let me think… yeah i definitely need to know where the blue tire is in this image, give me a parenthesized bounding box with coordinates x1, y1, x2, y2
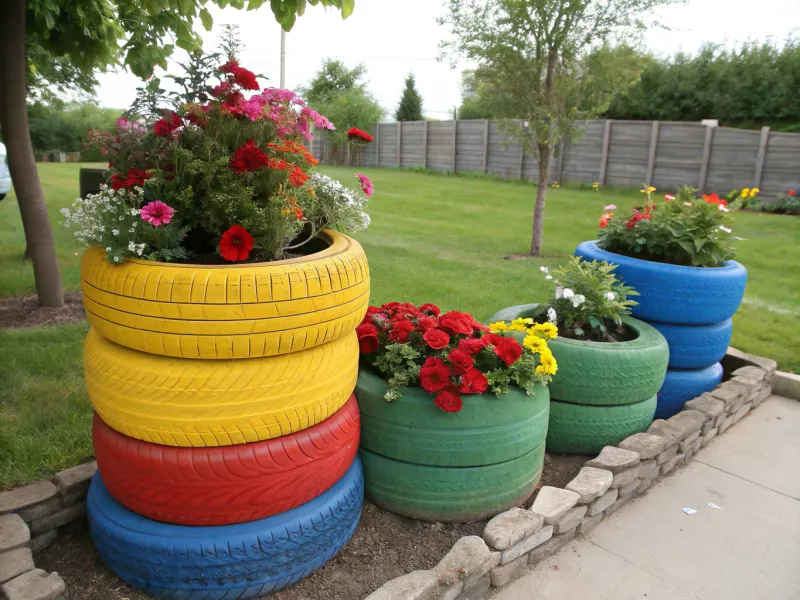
(575, 241, 747, 325)
(87, 459, 363, 600)
(655, 363, 723, 419)
(649, 319, 733, 369)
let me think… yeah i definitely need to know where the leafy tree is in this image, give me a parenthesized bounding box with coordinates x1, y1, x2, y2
(458, 69, 516, 120)
(0, 0, 353, 307)
(439, 0, 669, 257)
(27, 100, 121, 154)
(395, 74, 424, 121)
(300, 59, 384, 147)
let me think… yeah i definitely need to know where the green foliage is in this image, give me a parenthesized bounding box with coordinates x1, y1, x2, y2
(395, 74, 424, 122)
(26, 42, 99, 101)
(736, 190, 800, 215)
(536, 257, 639, 341)
(598, 185, 737, 267)
(606, 39, 800, 126)
(27, 100, 120, 154)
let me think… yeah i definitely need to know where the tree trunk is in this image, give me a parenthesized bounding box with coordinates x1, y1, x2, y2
(529, 144, 553, 256)
(0, 0, 64, 306)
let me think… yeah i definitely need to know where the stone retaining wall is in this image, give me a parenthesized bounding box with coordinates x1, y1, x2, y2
(364, 350, 778, 600)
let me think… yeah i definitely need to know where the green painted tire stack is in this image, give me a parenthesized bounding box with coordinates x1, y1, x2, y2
(487, 305, 668, 455)
(356, 369, 550, 521)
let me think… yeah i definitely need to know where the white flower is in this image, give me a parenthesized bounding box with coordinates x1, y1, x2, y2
(719, 205, 729, 212)
(545, 275, 553, 280)
(112, 228, 120, 236)
(130, 208, 140, 216)
(547, 307, 557, 323)
(571, 294, 586, 307)
(683, 202, 692, 206)
(606, 291, 616, 301)
(555, 287, 564, 299)
(105, 247, 112, 252)
(540, 266, 549, 273)
(113, 256, 121, 263)
(562, 288, 575, 299)
(719, 225, 732, 234)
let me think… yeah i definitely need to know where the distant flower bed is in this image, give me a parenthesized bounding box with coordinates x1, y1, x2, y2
(732, 187, 800, 215)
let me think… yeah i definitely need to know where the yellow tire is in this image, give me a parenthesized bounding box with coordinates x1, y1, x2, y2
(80, 230, 369, 359)
(84, 328, 358, 447)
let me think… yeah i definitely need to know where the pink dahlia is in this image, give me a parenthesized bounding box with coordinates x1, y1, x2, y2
(140, 201, 175, 227)
(356, 173, 374, 197)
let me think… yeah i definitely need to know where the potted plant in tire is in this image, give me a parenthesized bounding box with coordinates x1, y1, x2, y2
(488, 258, 669, 454)
(577, 186, 746, 417)
(61, 51, 373, 600)
(355, 301, 556, 522)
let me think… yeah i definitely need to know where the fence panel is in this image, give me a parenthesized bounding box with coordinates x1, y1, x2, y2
(605, 121, 651, 187)
(427, 122, 456, 172)
(562, 121, 604, 184)
(760, 132, 800, 197)
(400, 122, 426, 169)
(487, 121, 523, 179)
(651, 123, 706, 191)
(456, 120, 487, 172)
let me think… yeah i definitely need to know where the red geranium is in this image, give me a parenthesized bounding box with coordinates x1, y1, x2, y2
(233, 67, 259, 90)
(626, 211, 651, 229)
(493, 337, 523, 366)
(110, 173, 127, 190)
(211, 81, 231, 98)
(434, 388, 463, 412)
(356, 323, 380, 354)
(423, 328, 450, 350)
(347, 127, 374, 143)
(288, 166, 310, 187)
(420, 303, 441, 316)
(416, 316, 438, 332)
(789, 190, 797, 196)
(419, 357, 452, 393)
(230, 139, 269, 174)
(702, 193, 727, 207)
(458, 337, 487, 355)
(219, 224, 254, 262)
(125, 167, 151, 188)
(447, 348, 474, 374)
(219, 58, 240, 73)
(389, 319, 415, 343)
(438, 311, 474, 335)
(153, 112, 181, 137)
(458, 368, 489, 394)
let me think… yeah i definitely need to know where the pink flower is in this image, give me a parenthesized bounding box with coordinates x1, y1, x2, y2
(356, 173, 374, 197)
(603, 204, 616, 210)
(664, 194, 675, 201)
(300, 106, 335, 130)
(140, 201, 175, 227)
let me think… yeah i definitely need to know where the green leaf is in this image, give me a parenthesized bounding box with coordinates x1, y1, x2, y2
(199, 8, 213, 30)
(248, 0, 265, 8)
(341, 0, 354, 18)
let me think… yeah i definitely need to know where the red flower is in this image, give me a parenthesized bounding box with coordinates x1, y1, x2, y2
(447, 348, 474, 374)
(438, 311, 474, 336)
(288, 166, 310, 187)
(458, 337, 487, 355)
(212, 81, 231, 98)
(789, 190, 797, 196)
(220, 58, 240, 73)
(482, 333, 505, 346)
(416, 316, 439, 332)
(153, 111, 181, 136)
(219, 225, 254, 262)
(423, 328, 450, 350)
(366, 306, 384, 315)
(420, 303, 441, 316)
(434, 388, 463, 412)
(419, 357, 452, 393)
(389, 319, 415, 343)
(599, 215, 610, 228)
(224, 91, 244, 108)
(347, 127, 374, 143)
(626, 212, 650, 229)
(233, 67, 259, 90)
(125, 167, 151, 188)
(110, 173, 127, 190)
(493, 337, 523, 366)
(458, 368, 489, 394)
(356, 323, 380, 354)
(230, 139, 269, 174)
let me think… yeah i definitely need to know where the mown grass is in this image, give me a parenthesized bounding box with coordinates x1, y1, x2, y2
(0, 163, 798, 488)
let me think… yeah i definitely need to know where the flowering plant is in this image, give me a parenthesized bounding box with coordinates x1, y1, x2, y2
(732, 187, 800, 215)
(347, 127, 374, 143)
(597, 185, 736, 267)
(357, 302, 556, 412)
(66, 54, 372, 264)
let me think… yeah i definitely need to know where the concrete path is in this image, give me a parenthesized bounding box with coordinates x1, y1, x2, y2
(492, 395, 800, 600)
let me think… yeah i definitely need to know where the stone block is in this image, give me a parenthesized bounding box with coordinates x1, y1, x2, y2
(459, 575, 490, 600)
(530, 487, 580, 525)
(710, 381, 748, 409)
(713, 412, 726, 428)
(528, 529, 576, 565)
(17, 499, 61, 524)
(773, 371, 800, 400)
(483, 508, 543, 551)
(618, 478, 641, 498)
(439, 582, 464, 600)
(752, 384, 771, 407)
(638, 476, 658, 494)
(587, 488, 618, 517)
(52, 461, 97, 504)
(490, 555, 528, 587)
(0, 482, 58, 517)
(553, 506, 587, 535)
(577, 513, 603, 534)
(660, 453, 683, 475)
(691, 437, 702, 453)
(585, 446, 640, 473)
(718, 415, 734, 434)
(604, 495, 631, 517)
(0, 548, 34, 584)
(366, 570, 440, 600)
(637, 459, 659, 480)
(436, 537, 499, 588)
(725, 348, 777, 379)
(655, 444, 679, 466)
(701, 419, 714, 435)
(732, 403, 752, 424)
(679, 431, 700, 455)
(647, 420, 682, 445)
(565, 467, 613, 504)
(0, 515, 29, 554)
(499, 526, 553, 565)
(684, 395, 725, 420)
(731, 366, 766, 382)
(0, 569, 65, 600)
(666, 410, 706, 440)
(610, 466, 639, 489)
(730, 375, 760, 396)
(617, 432, 667, 460)
(30, 530, 58, 556)
(701, 427, 718, 447)
(29, 503, 84, 536)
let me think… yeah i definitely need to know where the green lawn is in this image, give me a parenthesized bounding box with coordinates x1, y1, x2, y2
(1, 163, 798, 488)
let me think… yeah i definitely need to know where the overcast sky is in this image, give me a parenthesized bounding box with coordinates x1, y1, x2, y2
(93, 0, 800, 121)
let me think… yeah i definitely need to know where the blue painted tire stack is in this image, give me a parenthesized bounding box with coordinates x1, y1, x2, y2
(575, 241, 747, 419)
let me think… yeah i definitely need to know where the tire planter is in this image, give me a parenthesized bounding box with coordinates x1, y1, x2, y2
(655, 363, 724, 420)
(359, 445, 543, 522)
(574, 241, 747, 325)
(546, 395, 657, 455)
(93, 396, 360, 526)
(87, 459, 364, 600)
(486, 304, 668, 406)
(84, 327, 358, 447)
(649, 319, 732, 369)
(357, 368, 550, 467)
(81, 230, 369, 359)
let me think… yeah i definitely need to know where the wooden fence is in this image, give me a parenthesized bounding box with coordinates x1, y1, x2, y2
(311, 119, 800, 197)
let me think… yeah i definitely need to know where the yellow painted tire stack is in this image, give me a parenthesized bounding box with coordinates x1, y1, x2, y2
(82, 230, 369, 598)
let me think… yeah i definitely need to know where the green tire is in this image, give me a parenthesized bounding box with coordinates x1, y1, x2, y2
(546, 395, 657, 455)
(356, 368, 550, 467)
(359, 444, 544, 522)
(486, 304, 668, 406)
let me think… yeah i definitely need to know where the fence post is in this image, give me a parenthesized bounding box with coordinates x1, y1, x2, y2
(375, 124, 380, 167)
(646, 121, 659, 186)
(556, 134, 569, 183)
(423, 121, 429, 169)
(518, 119, 525, 179)
(397, 122, 402, 168)
(482, 119, 490, 173)
(598, 120, 612, 185)
(452, 120, 458, 173)
(698, 124, 715, 192)
(753, 126, 770, 188)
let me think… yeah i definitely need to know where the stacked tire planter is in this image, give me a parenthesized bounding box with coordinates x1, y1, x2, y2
(356, 368, 550, 522)
(576, 241, 747, 419)
(81, 230, 369, 600)
(487, 305, 669, 455)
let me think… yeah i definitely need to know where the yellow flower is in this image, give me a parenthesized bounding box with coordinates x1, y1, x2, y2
(750, 188, 760, 196)
(489, 321, 508, 333)
(523, 334, 546, 353)
(507, 317, 533, 332)
(309, 188, 316, 197)
(531, 322, 558, 339)
(741, 188, 750, 198)
(536, 349, 558, 375)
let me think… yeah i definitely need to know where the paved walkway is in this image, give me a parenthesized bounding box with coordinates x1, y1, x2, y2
(492, 395, 800, 600)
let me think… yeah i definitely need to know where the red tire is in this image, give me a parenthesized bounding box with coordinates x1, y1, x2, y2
(92, 395, 360, 526)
